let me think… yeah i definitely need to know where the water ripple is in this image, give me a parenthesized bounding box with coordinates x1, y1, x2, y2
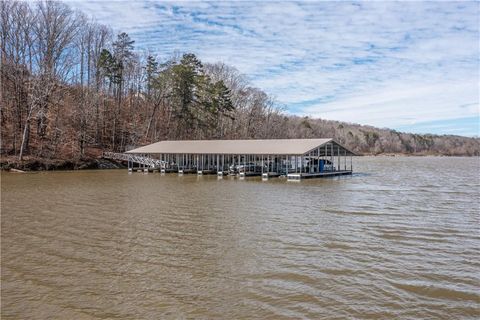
(2, 156, 479, 319)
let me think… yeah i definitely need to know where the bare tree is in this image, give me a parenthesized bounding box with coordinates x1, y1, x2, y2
(1, 0, 478, 167)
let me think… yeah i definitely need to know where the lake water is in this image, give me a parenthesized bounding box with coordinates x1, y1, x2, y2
(1, 157, 479, 319)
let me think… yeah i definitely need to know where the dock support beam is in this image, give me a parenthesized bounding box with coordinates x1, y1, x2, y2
(338, 146, 340, 171)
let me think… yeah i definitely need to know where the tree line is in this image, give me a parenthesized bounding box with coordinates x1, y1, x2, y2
(1, 1, 478, 162)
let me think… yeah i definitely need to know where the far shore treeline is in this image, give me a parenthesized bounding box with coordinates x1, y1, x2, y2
(1, 1, 479, 167)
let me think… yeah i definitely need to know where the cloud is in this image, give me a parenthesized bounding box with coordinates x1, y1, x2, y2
(301, 79, 479, 128)
(396, 116, 480, 137)
(67, 0, 480, 136)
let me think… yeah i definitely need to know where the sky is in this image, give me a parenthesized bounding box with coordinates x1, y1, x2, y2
(68, 0, 480, 137)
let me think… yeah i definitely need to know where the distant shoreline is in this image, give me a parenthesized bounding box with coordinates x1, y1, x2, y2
(361, 153, 478, 157)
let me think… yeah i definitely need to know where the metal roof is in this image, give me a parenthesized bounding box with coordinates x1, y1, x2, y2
(126, 139, 356, 156)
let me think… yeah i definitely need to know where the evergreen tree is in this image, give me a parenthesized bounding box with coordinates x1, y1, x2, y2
(145, 55, 158, 97)
(98, 49, 120, 86)
(170, 53, 205, 138)
(112, 32, 134, 101)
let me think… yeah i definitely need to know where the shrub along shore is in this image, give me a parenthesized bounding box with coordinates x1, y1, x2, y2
(0, 156, 125, 172)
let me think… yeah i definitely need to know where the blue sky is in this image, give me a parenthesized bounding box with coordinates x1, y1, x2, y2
(69, 1, 479, 137)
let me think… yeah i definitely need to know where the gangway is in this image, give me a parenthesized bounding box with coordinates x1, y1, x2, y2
(103, 152, 165, 171)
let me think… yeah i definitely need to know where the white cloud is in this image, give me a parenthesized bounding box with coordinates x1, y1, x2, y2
(302, 79, 479, 128)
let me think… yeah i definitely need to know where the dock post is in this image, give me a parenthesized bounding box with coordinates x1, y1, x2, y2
(143, 154, 148, 173)
(261, 156, 264, 175)
(318, 147, 321, 173)
(243, 154, 245, 175)
(285, 155, 287, 176)
(266, 155, 269, 173)
(331, 144, 334, 170)
(337, 145, 340, 171)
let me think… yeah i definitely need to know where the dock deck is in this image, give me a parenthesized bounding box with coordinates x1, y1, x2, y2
(262, 172, 282, 179)
(287, 170, 352, 181)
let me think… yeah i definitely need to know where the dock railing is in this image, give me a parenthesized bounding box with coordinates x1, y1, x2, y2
(103, 152, 165, 169)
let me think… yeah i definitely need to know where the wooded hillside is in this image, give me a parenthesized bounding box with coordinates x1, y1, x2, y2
(1, 1, 478, 164)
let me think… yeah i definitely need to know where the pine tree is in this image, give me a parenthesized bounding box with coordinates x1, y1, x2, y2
(145, 55, 158, 97)
(110, 33, 134, 150)
(170, 53, 205, 138)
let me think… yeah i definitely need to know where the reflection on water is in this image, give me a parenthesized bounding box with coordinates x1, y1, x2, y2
(1, 157, 479, 319)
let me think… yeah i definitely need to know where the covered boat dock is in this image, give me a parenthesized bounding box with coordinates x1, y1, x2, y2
(124, 139, 356, 181)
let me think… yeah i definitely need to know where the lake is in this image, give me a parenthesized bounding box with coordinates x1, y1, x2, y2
(1, 157, 479, 319)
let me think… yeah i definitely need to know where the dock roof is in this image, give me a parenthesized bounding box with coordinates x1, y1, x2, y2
(126, 139, 356, 156)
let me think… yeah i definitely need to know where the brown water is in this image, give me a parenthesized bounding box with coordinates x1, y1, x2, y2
(1, 157, 479, 319)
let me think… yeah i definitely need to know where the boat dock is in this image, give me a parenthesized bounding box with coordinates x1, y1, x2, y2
(104, 138, 356, 181)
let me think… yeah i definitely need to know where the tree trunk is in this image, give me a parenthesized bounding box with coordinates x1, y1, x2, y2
(19, 117, 31, 161)
(145, 102, 160, 139)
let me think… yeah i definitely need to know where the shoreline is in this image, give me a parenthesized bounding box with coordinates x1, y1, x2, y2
(0, 156, 125, 172)
(1, 153, 476, 172)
